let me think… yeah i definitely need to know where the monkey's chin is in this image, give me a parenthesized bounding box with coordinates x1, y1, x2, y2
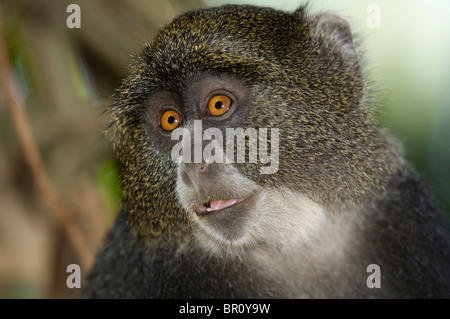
(188, 191, 259, 252)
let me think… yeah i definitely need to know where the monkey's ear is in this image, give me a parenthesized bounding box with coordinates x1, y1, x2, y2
(312, 13, 358, 62)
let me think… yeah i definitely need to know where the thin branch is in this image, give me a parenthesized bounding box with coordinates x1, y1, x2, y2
(0, 4, 93, 269)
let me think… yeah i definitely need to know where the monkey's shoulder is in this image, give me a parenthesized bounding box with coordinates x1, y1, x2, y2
(362, 171, 450, 297)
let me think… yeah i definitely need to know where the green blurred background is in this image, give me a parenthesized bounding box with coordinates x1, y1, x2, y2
(0, 0, 449, 298)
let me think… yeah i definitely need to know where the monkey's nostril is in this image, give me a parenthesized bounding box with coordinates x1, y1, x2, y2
(199, 163, 209, 173)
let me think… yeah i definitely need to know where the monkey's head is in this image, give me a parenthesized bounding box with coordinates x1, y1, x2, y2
(110, 5, 402, 256)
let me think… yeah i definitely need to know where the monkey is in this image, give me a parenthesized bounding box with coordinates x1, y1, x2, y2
(82, 4, 450, 298)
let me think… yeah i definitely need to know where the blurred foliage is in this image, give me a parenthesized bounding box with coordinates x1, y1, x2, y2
(0, 0, 449, 299)
(95, 159, 122, 221)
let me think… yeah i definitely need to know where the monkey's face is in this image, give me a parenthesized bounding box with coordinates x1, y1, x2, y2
(112, 5, 397, 255)
(139, 69, 330, 255)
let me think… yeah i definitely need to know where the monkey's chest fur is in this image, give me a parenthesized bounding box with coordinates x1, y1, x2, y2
(82, 212, 361, 298)
(82, 213, 282, 298)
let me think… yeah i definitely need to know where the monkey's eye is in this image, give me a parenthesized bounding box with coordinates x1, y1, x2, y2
(208, 95, 231, 116)
(160, 110, 181, 131)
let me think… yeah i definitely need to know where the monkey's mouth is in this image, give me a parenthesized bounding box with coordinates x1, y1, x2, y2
(194, 197, 247, 216)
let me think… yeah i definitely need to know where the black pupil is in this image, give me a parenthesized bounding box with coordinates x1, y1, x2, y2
(215, 101, 223, 109)
(167, 115, 175, 124)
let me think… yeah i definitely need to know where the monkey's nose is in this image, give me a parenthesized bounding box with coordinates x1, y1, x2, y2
(199, 163, 209, 173)
(184, 162, 221, 186)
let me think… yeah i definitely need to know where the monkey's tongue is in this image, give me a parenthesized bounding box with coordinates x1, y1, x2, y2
(209, 198, 245, 211)
(195, 197, 247, 215)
